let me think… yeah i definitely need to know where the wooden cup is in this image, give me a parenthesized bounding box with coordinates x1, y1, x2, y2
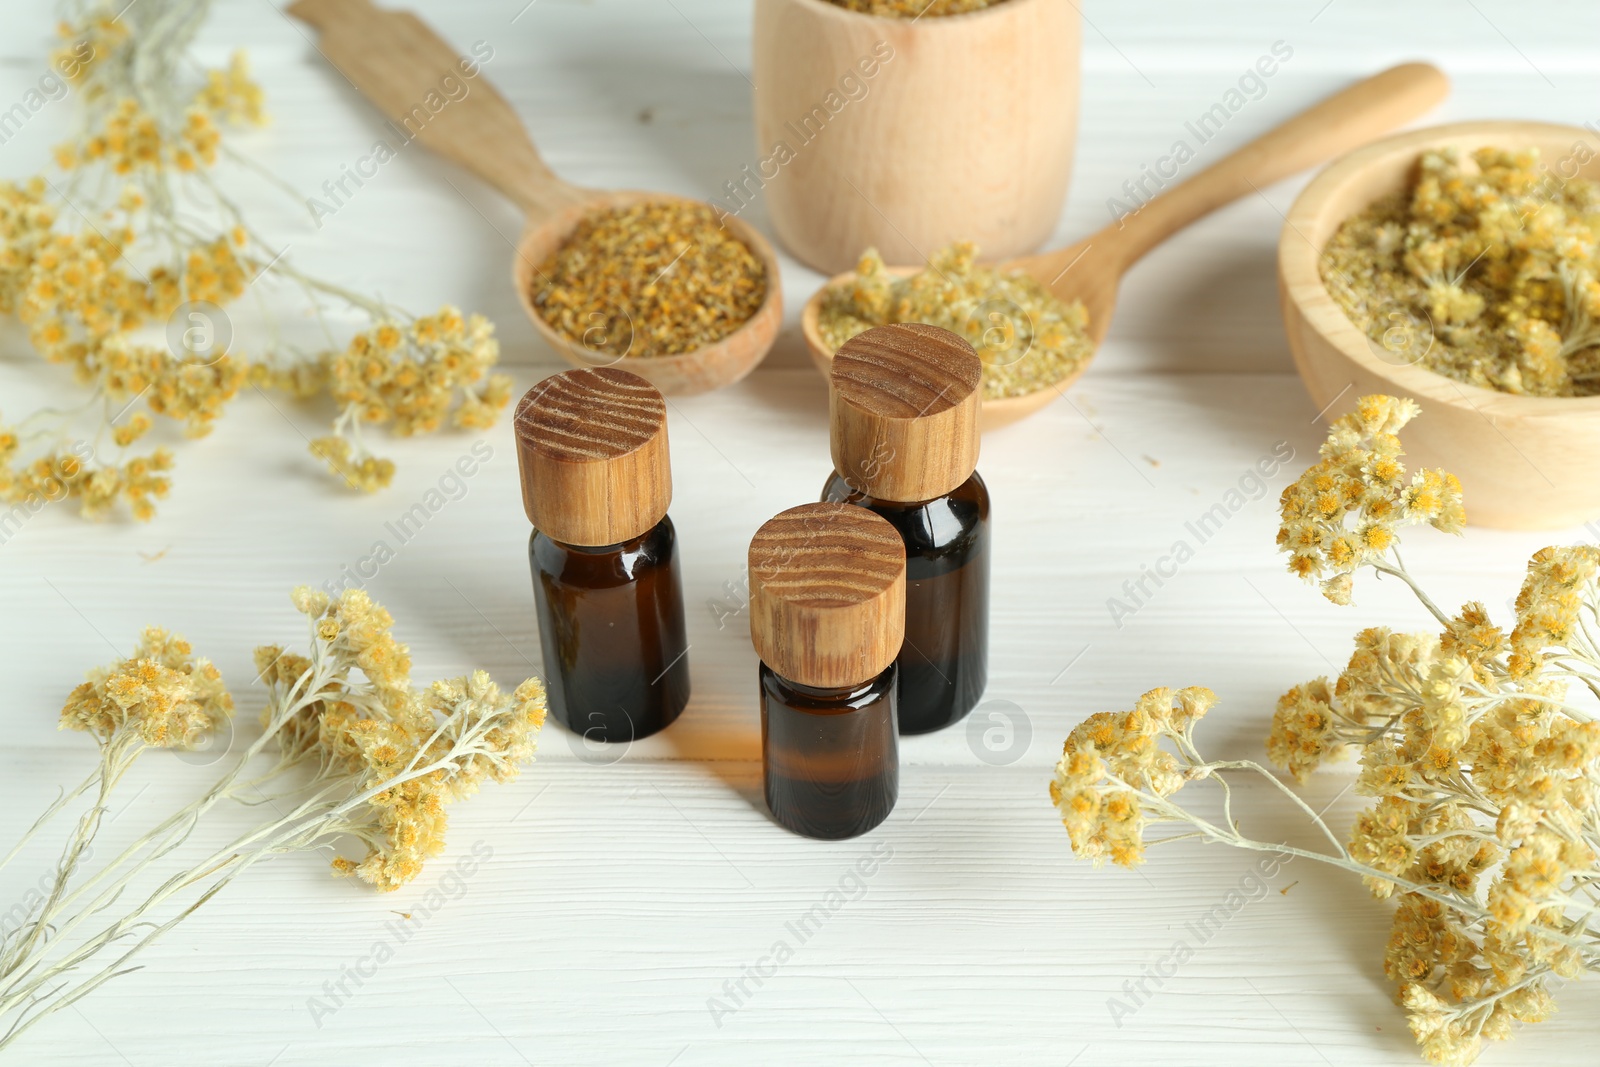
(751, 0, 1079, 274)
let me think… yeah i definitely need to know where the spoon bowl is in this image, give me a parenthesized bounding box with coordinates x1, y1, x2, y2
(291, 0, 781, 396)
(802, 62, 1451, 432)
(1280, 120, 1600, 530)
(513, 190, 783, 394)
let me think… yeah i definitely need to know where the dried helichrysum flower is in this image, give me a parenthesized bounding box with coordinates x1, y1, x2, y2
(1049, 686, 1215, 868)
(5, 6, 509, 515)
(328, 673, 547, 891)
(1323, 145, 1600, 397)
(1266, 676, 1344, 782)
(328, 308, 506, 437)
(60, 626, 233, 748)
(1278, 395, 1463, 602)
(194, 51, 268, 127)
(1059, 393, 1600, 1066)
(308, 435, 395, 494)
(1506, 545, 1600, 678)
(1266, 628, 1434, 782)
(0, 435, 174, 522)
(531, 199, 767, 359)
(816, 242, 1095, 400)
(257, 587, 545, 892)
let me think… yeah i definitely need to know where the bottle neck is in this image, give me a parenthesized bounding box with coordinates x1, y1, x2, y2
(763, 661, 892, 703)
(537, 515, 666, 554)
(829, 468, 983, 508)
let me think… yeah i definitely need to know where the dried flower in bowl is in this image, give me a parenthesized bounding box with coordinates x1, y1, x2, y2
(1322, 146, 1600, 396)
(530, 199, 768, 360)
(816, 241, 1094, 400)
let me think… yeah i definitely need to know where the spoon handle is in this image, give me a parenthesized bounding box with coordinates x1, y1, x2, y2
(1096, 62, 1449, 268)
(288, 0, 590, 222)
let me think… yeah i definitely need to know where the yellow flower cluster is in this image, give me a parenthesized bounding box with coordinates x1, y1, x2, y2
(1049, 686, 1214, 868)
(1278, 395, 1464, 604)
(0, 168, 246, 516)
(1399, 933, 1557, 1065)
(1260, 532, 1600, 1062)
(6, 3, 512, 515)
(257, 588, 545, 892)
(1322, 146, 1600, 396)
(329, 308, 510, 436)
(56, 98, 230, 175)
(310, 308, 509, 492)
(54, 16, 126, 94)
(195, 51, 267, 127)
(308, 435, 397, 493)
(60, 626, 233, 748)
(0, 422, 174, 522)
(5, 587, 546, 1046)
(1058, 395, 1600, 1066)
(1506, 545, 1600, 678)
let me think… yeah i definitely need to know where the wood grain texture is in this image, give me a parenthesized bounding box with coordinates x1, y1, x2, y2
(5, 0, 1600, 1062)
(830, 323, 982, 501)
(514, 368, 672, 545)
(749, 502, 906, 687)
(751, 0, 1081, 273)
(1279, 120, 1600, 530)
(286, 0, 587, 220)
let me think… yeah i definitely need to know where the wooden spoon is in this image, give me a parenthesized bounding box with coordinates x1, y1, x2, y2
(802, 62, 1450, 430)
(289, 0, 782, 396)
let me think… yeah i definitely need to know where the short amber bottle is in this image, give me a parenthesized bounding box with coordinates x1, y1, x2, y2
(825, 323, 990, 735)
(514, 368, 690, 745)
(749, 502, 906, 839)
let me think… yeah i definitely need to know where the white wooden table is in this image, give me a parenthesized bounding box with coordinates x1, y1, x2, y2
(2, 1, 1598, 1063)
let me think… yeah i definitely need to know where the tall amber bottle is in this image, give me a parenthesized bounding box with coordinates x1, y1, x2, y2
(749, 503, 905, 839)
(823, 323, 989, 735)
(514, 368, 690, 745)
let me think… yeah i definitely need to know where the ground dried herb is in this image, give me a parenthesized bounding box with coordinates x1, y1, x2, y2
(1321, 146, 1600, 397)
(817, 242, 1094, 401)
(825, 0, 1011, 17)
(531, 200, 767, 360)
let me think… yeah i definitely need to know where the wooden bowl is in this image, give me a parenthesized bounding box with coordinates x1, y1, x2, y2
(513, 191, 784, 396)
(752, 0, 1079, 275)
(799, 267, 1078, 433)
(1280, 120, 1600, 530)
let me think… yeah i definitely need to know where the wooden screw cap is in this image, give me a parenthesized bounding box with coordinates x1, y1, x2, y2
(830, 323, 983, 502)
(748, 502, 906, 689)
(514, 368, 672, 546)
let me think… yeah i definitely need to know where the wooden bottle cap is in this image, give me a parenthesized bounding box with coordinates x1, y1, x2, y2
(830, 323, 982, 502)
(748, 502, 906, 689)
(514, 368, 671, 546)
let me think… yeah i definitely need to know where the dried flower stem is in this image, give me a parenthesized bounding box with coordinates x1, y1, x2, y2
(0, 589, 545, 1051)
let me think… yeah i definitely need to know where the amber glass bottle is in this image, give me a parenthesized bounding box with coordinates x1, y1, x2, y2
(515, 368, 690, 745)
(749, 502, 906, 839)
(825, 323, 990, 735)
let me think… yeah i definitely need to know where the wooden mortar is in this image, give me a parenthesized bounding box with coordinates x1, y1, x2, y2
(752, 0, 1079, 274)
